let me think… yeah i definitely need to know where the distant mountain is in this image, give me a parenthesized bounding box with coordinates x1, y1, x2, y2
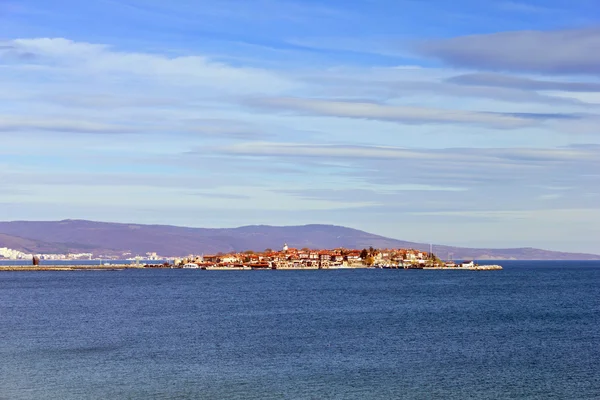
(0, 219, 599, 260)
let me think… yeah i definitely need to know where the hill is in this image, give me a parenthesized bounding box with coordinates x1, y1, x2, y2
(0, 219, 598, 260)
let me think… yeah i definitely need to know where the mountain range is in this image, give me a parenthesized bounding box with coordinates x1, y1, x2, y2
(0, 219, 598, 260)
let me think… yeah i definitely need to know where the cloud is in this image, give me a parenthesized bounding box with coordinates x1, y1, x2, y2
(3, 38, 294, 93)
(0, 115, 272, 138)
(217, 142, 599, 163)
(416, 28, 600, 75)
(303, 73, 585, 106)
(448, 73, 600, 92)
(0, 116, 140, 134)
(212, 142, 600, 201)
(0, 44, 37, 62)
(44, 94, 183, 109)
(185, 192, 251, 200)
(220, 142, 431, 159)
(245, 97, 536, 128)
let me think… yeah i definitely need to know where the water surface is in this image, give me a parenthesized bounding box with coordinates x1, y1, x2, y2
(1, 261, 599, 399)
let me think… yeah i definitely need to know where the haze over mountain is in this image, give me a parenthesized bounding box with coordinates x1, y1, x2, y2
(0, 220, 598, 260)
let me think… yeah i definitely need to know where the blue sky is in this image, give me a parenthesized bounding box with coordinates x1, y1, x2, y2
(2, 0, 600, 253)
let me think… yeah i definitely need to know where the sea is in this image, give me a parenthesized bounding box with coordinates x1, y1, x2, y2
(1, 261, 599, 399)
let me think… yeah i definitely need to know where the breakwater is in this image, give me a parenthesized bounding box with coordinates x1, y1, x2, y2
(423, 265, 503, 271)
(0, 264, 141, 272)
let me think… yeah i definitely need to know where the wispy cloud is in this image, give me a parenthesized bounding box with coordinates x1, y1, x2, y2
(245, 97, 537, 129)
(216, 142, 600, 163)
(0, 116, 140, 134)
(303, 72, 587, 106)
(416, 28, 600, 75)
(448, 73, 600, 92)
(0, 115, 273, 138)
(3, 38, 294, 93)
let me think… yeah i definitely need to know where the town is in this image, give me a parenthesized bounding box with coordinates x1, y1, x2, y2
(0, 244, 502, 270)
(0, 247, 94, 261)
(160, 244, 501, 270)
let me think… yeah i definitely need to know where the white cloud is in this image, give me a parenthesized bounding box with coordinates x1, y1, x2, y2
(246, 97, 536, 128)
(218, 141, 598, 162)
(220, 142, 431, 159)
(0, 116, 140, 134)
(4, 38, 295, 93)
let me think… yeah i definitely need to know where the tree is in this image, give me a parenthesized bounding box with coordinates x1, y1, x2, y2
(301, 247, 310, 252)
(360, 249, 368, 259)
(264, 248, 273, 253)
(365, 256, 375, 266)
(369, 246, 375, 256)
(244, 250, 255, 255)
(429, 253, 442, 265)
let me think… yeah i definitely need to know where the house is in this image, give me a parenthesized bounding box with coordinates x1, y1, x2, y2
(220, 255, 239, 263)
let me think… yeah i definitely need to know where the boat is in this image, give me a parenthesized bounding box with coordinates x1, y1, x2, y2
(182, 263, 199, 269)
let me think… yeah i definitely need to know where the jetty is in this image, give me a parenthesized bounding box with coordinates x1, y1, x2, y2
(423, 265, 503, 271)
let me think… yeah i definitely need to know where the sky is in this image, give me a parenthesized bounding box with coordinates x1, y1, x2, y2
(1, 0, 600, 253)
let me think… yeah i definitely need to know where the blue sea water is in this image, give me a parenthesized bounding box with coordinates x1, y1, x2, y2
(1, 261, 599, 399)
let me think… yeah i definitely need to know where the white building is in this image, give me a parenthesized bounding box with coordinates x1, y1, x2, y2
(0, 247, 32, 260)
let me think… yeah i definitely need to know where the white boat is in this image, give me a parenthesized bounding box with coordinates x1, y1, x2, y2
(182, 263, 199, 269)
